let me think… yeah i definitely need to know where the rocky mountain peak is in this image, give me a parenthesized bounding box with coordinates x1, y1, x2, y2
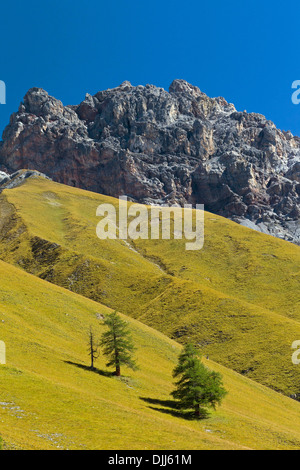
(0, 80, 299, 244)
(169, 78, 202, 95)
(21, 87, 63, 116)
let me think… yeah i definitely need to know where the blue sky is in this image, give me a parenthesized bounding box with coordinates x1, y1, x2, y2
(1, 0, 300, 137)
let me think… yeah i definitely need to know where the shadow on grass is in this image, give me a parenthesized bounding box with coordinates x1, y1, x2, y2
(64, 361, 115, 378)
(139, 397, 209, 420)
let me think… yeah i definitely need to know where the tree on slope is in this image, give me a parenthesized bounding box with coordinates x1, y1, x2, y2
(88, 326, 99, 370)
(100, 311, 137, 376)
(172, 343, 227, 418)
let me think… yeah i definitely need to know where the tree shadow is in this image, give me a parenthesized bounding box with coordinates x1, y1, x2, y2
(64, 360, 115, 377)
(139, 397, 209, 420)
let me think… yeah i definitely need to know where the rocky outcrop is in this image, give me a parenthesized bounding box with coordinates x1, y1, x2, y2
(0, 80, 299, 243)
(0, 169, 50, 192)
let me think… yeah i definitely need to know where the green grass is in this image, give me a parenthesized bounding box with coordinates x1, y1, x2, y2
(0, 176, 299, 397)
(1, 259, 300, 449)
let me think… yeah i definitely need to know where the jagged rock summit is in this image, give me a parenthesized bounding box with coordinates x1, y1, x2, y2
(0, 80, 299, 243)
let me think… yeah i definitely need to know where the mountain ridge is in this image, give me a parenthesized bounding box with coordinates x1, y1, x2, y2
(0, 80, 299, 244)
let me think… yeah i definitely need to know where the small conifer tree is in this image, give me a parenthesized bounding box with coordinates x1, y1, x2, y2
(100, 311, 137, 376)
(172, 343, 227, 418)
(88, 326, 99, 370)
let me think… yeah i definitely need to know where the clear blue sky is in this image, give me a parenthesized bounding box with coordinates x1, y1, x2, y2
(1, 0, 300, 137)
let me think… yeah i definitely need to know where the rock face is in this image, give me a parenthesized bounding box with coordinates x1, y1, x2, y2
(0, 80, 299, 243)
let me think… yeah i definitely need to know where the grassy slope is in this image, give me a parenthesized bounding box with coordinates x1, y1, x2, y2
(0, 177, 299, 396)
(1, 259, 300, 449)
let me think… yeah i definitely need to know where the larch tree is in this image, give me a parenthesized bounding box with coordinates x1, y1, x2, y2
(100, 311, 137, 376)
(88, 326, 99, 370)
(172, 343, 227, 418)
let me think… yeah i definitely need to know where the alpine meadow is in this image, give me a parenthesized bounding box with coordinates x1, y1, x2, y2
(0, 173, 299, 449)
